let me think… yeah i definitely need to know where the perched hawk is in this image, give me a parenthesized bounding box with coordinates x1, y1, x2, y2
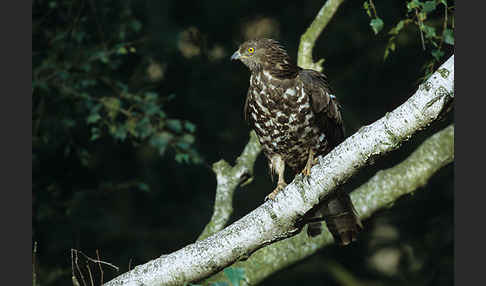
(231, 38, 362, 245)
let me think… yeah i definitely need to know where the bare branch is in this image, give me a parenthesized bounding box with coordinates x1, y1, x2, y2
(197, 131, 262, 241)
(96, 250, 104, 285)
(298, 0, 346, 71)
(73, 249, 120, 272)
(33, 242, 38, 286)
(103, 56, 454, 286)
(204, 124, 453, 285)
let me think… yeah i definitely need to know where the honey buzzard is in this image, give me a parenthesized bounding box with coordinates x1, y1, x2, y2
(231, 38, 362, 245)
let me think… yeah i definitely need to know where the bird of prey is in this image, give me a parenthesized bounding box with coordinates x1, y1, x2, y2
(231, 38, 362, 245)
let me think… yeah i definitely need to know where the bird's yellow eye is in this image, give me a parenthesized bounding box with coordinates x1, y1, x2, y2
(247, 47, 255, 54)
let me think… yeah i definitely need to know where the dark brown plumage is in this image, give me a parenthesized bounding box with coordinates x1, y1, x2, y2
(231, 38, 362, 245)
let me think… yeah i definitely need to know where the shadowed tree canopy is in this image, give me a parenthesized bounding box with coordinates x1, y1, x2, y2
(32, 1, 454, 286)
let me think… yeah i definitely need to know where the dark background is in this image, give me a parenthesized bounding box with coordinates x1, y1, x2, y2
(32, 0, 454, 285)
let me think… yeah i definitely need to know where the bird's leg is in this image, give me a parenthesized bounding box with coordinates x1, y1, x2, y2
(301, 148, 315, 176)
(266, 156, 287, 201)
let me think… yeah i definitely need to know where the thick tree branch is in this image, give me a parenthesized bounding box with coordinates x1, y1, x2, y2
(104, 56, 454, 286)
(298, 0, 346, 71)
(204, 124, 454, 285)
(198, 131, 261, 241)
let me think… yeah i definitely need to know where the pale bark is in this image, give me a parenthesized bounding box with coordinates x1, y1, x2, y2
(197, 131, 261, 241)
(298, 0, 346, 71)
(103, 55, 454, 286)
(204, 124, 454, 285)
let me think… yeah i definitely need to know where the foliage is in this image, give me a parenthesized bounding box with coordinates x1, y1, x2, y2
(189, 267, 246, 286)
(363, 0, 384, 35)
(33, 0, 201, 165)
(363, 0, 454, 78)
(33, 1, 201, 283)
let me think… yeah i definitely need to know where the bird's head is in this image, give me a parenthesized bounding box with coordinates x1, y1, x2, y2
(231, 38, 297, 77)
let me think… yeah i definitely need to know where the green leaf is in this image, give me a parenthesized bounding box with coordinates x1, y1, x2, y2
(176, 142, 190, 151)
(90, 127, 101, 141)
(62, 118, 76, 128)
(116, 82, 128, 92)
(422, 1, 436, 13)
(210, 283, 228, 286)
(363, 1, 372, 18)
(137, 183, 150, 192)
(80, 63, 92, 72)
(113, 125, 127, 141)
(78, 149, 91, 167)
(86, 113, 101, 124)
(136, 117, 153, 139)
(145, 92, 159, 101)
(117, 46, 128, 55)
(422, 25, 436, 39)
(32, 81, 49, 91)
(100, 54, 109, 63)
(150, 132, 173, 155)
(131, 20, 142, 32)
(175, 153, 190, 163)
(443, 29, 454, 45)
(167, 94, 177, 101)
(417, 11, 427, 21)
(166, 119, 183, 133)
(102, 97, 121, 119)
(125, 118, 138, 137)
(389, 20, 407, 35)
(407, 0, 422, 11)
(370, 18, 384, 35)
(223, 267, 245, 286)
(180, 134, 195, 145)
(58, 71, 69, 80)
(184, 121, 196, 133)
(431, 49, 444, 61)
(143, 104, 160, 117)
(73, 31, 86, 43)
(80, 79, 96, 87)
(384, 39, 396, 60)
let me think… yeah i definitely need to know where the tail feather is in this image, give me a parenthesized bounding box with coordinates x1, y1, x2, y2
(307, 193, 362, 246)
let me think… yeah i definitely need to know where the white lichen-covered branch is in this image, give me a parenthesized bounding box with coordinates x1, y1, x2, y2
(103, 56, 454, 286)
(298, 0, 346, 71)
(197, 131, 261, 241)
(204, 123, 453, 285)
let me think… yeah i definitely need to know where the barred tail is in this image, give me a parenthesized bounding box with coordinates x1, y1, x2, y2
(307, 193, 362, 246)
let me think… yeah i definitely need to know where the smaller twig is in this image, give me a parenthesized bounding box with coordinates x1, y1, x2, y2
(415, 9, 426, 50)
(86, 264, 94, 286)
(33, 242, 38, 286)
(128, 258, 133, 271)
(369, 0, 379, 18)
(96, 249, 104, 285)
(71, 249, 81, 286)
(298, 0, 346, 70)
(72, 275, 81, 286)
(438, 4, 448, 49)
(74, 249, 120, 272)
(197, 131, 262, 241)
(73, 249, 88, 286)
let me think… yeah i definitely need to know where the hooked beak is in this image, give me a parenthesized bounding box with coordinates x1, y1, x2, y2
(231, 50, 241, 61)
